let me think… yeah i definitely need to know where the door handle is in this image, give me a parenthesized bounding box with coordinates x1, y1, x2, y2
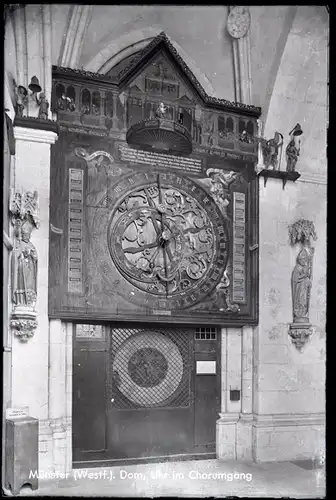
(77, 389, 81, 399)
(111, 398, 114, 403)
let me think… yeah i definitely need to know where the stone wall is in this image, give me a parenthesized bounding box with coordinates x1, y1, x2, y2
(254, 5, 327, 461)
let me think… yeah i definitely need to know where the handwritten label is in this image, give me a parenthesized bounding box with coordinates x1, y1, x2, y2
(119, 145, 202, 174)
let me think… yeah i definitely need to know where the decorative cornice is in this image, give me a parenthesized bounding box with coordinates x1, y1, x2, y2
(14, 116, 59, 134)
(253, 412, 325, 428)
(53, 31, 262, 118)
(52, 65, 118, 85)
(14, 125, 58, 144)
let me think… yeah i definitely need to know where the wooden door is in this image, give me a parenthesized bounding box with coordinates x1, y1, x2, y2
(73, 323, 220, 466)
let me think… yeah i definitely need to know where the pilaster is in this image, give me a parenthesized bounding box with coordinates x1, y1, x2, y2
(10, 125, 57, 423)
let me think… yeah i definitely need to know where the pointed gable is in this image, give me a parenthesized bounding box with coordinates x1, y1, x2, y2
(116, 32, 260, 116)
(117, 32, 207, 104)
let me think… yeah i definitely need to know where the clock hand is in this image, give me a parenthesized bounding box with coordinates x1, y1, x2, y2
(162, 244, 169, 298)
(157, 174, 169, 298)
(124, 241, 159, 254)
(143, 185, 175, 261)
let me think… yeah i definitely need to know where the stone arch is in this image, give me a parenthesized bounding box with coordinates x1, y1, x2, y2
(84, 27, 215, 96)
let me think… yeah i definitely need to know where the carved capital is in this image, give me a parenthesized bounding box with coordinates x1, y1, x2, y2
(288, 323, 312, 351)
(10, 308, 38, 342)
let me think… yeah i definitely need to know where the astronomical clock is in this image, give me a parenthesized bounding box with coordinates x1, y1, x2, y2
(49, 32, 260, 326)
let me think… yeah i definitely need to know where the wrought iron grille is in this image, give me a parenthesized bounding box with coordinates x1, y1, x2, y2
(195, 327, 217, 340)
(110, 327, 191, 409)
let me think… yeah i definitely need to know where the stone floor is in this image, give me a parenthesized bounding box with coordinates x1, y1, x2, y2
(5, 459, 326, 498)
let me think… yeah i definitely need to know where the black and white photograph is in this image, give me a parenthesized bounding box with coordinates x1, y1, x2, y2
(3, 4, 327, 498)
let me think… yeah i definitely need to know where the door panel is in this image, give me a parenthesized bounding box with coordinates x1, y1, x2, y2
(73, 323, 220, 465)
(73, 325, 109, 457)
(108, 326, 194, 459)
(194, 328, 221, 449)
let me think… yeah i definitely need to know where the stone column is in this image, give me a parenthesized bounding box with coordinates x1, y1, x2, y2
(10, 124, 58, 471)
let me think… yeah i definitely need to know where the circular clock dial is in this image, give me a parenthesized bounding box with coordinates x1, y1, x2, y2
(107, 171, 228, 308)
(227, 6, 251, 39)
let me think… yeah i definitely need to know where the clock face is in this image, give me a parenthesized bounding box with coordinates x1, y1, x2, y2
(227, 6, 251, 39)
(105, 170, 229, 310)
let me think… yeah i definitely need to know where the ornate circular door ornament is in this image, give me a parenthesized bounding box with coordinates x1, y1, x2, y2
(227, 6, 251, 39)
(112, 331, 184, 406)
(128, 347, 169, 387)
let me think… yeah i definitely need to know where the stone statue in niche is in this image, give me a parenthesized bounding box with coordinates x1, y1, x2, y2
(288, 219, 317, 351)
(291, 247, 313, 323)
(9, 190, 40, 342)
(12, 219, 38, 308)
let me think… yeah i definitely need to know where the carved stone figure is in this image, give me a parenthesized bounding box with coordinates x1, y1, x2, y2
(291, 247, 313, 323)
(14, 83, 28, 117)
(288, 219, 317, 350)
(10, 190, 39, 342)
(155, 102, 167, 118)
(260, 131, 283, 170)
(239, 130, 253, 144)
(57, 94, 76, 112)
(206, 168, 238, 218)
(12, 219, 38, 309)
(286, 137, 300, 172)
(37, 92, 49, 120)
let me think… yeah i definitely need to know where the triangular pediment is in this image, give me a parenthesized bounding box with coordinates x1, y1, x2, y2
(123, 52, 196, 104)
(117, 32, 207, 105)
